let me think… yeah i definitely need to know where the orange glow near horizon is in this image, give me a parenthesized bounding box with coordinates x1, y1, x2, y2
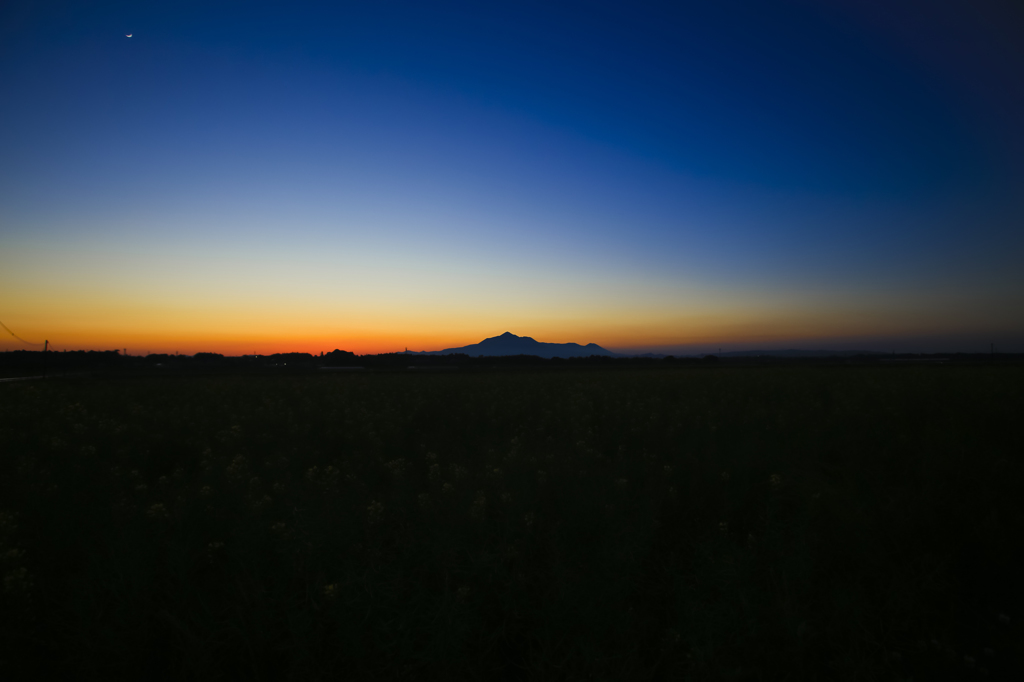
(2, 297, 1018, 356)
(2, 214, 1021, 357)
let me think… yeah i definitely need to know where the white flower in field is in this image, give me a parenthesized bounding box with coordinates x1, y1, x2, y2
(367, 501, 385, 524)
(3, 566, 32, 594)
(225, 455, 247, 478)
(323, 583, 338, 600)
(199, 486, 212, 497)
(442, 482, 454, 494)
(1, 549, 25, 568)
(470, 491, 487, 520)
(385, 459, 408, 477)
(146, 503, 168, 520)
(205, 541, 225, 563)
(718, 521, 728, 533)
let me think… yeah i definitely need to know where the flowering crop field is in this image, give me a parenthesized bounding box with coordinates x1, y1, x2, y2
(1, 367, 1021, 680)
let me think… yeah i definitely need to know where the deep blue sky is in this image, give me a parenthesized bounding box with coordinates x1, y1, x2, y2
(2, 1, 1022, 353)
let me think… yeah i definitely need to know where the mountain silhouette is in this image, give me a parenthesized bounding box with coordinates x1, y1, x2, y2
(420, 332, 619, 359)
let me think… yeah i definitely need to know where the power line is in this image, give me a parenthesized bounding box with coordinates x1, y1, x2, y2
(0, 320, 45, 347)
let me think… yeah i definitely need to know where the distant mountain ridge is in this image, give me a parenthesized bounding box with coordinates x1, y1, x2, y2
(417, 332, 619, 359)
(712, 349, 887, 358)
(627, 349, 887, 359)
(413, 334, 889, 359)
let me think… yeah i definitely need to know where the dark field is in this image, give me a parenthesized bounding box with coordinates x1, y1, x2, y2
(1, 367, 1021, 680)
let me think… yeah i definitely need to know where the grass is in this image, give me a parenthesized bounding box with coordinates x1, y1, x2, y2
(0, 365, 1021, 680)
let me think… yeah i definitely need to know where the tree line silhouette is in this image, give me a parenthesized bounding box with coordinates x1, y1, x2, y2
(1, 348, 1018, 375)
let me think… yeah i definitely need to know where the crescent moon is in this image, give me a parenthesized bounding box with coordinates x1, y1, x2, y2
(126, 34, 132, 37)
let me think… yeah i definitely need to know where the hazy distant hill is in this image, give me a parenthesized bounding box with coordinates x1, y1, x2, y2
(419, 332, 620, 359)
(713, 349, 887, 358)
(631, 350, 887, 359)
(414, 335, 886, 360)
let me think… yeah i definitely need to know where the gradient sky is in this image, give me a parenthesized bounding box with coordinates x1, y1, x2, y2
(2, 0, 1023, 355)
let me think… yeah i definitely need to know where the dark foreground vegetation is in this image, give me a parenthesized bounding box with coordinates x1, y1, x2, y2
(1, 366, 1021, 680)
(2, 347, 1020, 378)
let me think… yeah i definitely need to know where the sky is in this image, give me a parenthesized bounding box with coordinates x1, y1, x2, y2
(1, 0, 1023, 355)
